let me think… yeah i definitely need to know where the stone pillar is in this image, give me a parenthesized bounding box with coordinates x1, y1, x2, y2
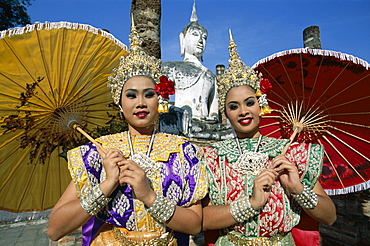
(131, 0, 161, 59)
(303, 26, 322, 49)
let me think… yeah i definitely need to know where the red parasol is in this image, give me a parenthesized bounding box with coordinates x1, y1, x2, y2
(253, 48, 370, 195)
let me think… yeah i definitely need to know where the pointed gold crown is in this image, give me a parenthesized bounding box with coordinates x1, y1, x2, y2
(217, 30, 267, 113)
(108, 24, 162, 105)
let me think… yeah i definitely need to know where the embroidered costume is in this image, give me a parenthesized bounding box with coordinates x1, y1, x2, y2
(68, 132, 207, 245)
(203, 136, 323, 245)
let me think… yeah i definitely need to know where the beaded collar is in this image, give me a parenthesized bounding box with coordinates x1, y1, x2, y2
(210, 136, 290, 163)
(97, 132, 186, 163)
(127, 130, 155, 157)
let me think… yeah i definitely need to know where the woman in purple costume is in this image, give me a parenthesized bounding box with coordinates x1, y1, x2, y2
(47, 26, 207, 246)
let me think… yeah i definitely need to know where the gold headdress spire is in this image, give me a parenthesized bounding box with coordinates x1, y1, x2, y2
(108, 20, 162, 105)
(217, 30, 271, 115)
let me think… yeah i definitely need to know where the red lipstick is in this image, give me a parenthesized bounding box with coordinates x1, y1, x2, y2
(135, 111, 149, 118)
(239, 117, 252, 125)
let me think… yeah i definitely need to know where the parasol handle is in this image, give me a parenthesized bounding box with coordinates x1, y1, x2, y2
(280, 128, 299, 156)
(280, 118, 305, 156)
(70, 122, 107, 154)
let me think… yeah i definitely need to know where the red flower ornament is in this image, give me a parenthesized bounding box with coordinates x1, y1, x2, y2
(154, 76, 175, 113)
(154, 76, 175, 100)
(257, 78, 273, 116)
(260, 78, 272, 94)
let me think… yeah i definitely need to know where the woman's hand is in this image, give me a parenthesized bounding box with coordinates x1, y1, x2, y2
(118, 160, 156, 206)
(250, 168, 278, 210)
(271, 155, 303, 194)
(96, 145, 125, 196)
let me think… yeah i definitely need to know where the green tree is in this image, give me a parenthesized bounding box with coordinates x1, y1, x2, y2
(0, 0, 32, 31)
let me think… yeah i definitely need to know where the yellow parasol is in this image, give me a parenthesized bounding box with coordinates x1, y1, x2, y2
(0, 21, 127, 212)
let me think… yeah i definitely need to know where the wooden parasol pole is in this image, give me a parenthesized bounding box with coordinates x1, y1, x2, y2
(280, 116, 305, 156)
(69, 121, 107, 154)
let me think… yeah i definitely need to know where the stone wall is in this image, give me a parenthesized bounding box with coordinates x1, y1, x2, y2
(320, 190, 370, 246)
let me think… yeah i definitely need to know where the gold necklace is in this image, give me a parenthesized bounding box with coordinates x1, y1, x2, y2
(127, 130, 159, 178)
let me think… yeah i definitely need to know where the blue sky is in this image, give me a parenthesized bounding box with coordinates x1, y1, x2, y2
(27, 0, 370, 73)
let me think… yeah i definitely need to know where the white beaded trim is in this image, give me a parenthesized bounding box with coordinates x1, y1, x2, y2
(80, 185, 111, 215)
(230, 197, 259, 222)
(292, 184, 318, 209)
(147, 194, 176, 223)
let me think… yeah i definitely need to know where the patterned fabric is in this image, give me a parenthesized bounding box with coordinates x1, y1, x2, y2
(68, 132, 207, 245)
(203, 136, 323, 245)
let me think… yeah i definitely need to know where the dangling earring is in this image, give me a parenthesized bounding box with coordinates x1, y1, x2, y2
(154, 115, 160, 132)
(157, 95, 169, 113)
(259, 106, 265, 116)
(257, 94, 272, 116)
(118, 105, 125, 121)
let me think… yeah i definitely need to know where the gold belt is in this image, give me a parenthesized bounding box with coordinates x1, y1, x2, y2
(227, 232, 272, 246)
(112, 227, 176, 246)
(227, 231, 289, 246)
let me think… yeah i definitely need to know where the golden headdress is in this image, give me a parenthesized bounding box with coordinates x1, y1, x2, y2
(217, 30, 272, 115)
(108, 24, 162, 105)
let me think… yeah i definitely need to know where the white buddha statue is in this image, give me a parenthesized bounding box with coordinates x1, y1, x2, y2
(162, 2, 218, 122)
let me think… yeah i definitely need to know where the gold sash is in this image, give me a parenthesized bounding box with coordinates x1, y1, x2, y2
(90, 224, 177, 246)
(226, 230, 294, 246)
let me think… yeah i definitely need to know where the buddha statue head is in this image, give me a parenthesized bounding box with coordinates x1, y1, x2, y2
(180, 1, 208, 61)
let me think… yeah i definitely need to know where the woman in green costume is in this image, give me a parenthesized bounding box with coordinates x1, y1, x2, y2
(202, 32, 336, 245)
